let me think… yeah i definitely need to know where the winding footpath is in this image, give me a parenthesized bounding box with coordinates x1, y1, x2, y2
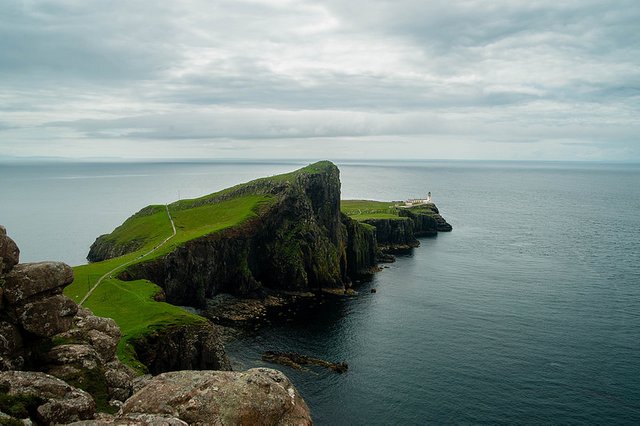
(79, 205, 176, 306)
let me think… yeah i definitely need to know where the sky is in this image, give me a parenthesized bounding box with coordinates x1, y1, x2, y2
(1, 0, 639, 161)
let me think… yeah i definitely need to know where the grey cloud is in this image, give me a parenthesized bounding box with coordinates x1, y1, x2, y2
(0, 0, 638, 161)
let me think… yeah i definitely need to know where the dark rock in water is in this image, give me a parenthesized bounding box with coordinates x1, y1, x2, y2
(3, 262, 74, 305)
(131, 322, 231, 375)
(262, 351, 349, 374)
(0, 370, 95, 424)
(377, 251, 396, 263)
(371, 288, 377, 293)
(120, 368, 312, 425)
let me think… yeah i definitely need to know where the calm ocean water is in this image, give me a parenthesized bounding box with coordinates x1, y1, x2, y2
(1, 160, 639, 424)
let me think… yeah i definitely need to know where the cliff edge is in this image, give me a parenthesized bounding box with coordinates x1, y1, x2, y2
(90, 161, 377, 308)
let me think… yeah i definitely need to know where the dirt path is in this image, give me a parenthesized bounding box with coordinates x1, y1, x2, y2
(79, 205, 176, 306)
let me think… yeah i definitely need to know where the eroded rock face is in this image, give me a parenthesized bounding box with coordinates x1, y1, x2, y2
(131, 323, 231, 375)
(0, 371, 95, 425)
(122, 368, 312, 426)
(363, 217, 419, 251)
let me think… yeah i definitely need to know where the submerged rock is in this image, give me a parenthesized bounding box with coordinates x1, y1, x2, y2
(262, 351, 348, 374)
(121, 368, 312, 425)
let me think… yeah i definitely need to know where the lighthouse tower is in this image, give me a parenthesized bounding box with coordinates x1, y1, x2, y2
(426, 192, 432, 203)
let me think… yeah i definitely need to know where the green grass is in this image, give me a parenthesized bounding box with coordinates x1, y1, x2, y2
(64, 162, 335, 373)
(341, 199, 402, 220)
(91, 205, 172, 254)
(81, 278, 205, 372)
(65, 193, 274, 373)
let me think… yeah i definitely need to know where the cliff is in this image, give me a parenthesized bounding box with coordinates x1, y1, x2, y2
(341, 200, 452, 252)
(92, 161, 377, 308)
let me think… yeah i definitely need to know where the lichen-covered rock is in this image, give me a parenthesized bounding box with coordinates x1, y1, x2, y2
(0, 232, 20, 274)
(3, 262, 74, 305)
(16, 294, 78, 337)
(131, 323, 231, 375)
(0, 371, 95, 425)
(0, 321, 23, 371)
(103, 360, 136, 402)
(55, 307, 121, 362)
(122, 368, 312, 425)
(47, 344, 101, 371)
(69, 413, 188, 425)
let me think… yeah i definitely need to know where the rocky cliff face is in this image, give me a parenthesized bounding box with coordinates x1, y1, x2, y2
(363, 217, 419, 251)
(115, 162, 377, 308)
(131, 323, 231, 375)
(363, 204, 453, 252)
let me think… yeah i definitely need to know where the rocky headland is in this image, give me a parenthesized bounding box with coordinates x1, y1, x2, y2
(0, 161, 451, 424)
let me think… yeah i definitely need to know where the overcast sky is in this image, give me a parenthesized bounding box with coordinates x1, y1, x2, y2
(1, 0, 638, 161)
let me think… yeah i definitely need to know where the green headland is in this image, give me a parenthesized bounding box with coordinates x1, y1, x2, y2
(64, 161, 450, 372)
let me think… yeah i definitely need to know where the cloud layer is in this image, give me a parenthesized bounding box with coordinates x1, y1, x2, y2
(1, 0, 638, 160)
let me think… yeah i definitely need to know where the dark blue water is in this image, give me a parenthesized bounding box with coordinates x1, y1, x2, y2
(2, 160, 639, 424)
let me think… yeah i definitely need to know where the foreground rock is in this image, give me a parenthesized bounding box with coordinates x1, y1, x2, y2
(121, 368, 312, 425)
(0, 371, 95, 424)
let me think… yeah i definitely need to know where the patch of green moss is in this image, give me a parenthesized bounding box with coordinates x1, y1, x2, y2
(63, 367, 115, 414)
(0, 384, 43, 421)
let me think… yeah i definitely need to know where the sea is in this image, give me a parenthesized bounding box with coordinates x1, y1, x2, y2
(1, 160, 639, 424)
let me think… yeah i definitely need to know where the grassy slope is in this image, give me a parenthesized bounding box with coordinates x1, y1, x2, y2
(65, 194, 273, 372)
(341, 199, 403, 220)
(63, 161, 346, 371)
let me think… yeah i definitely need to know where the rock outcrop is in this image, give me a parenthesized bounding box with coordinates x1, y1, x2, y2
(0, 228, 135, 421)
(119, 368, 311, 425)
(0, 371, 95, 424)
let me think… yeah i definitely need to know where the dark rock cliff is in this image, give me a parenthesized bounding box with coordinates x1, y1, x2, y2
(363, 217, 419, 251)
(364, 204, 453, 252)
(131, 323, 231, 375)
(113, 162, 377, 308)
